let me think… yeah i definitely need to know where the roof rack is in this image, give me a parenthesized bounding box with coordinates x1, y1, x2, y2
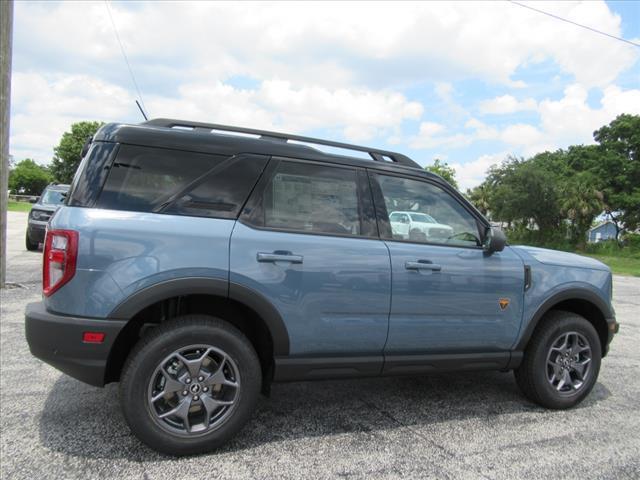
(144, 118, 421, 169)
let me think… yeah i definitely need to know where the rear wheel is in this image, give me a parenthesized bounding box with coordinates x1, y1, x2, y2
(25, 232, 39, 251)
(515, 310, 601, 409)
(120, 315, 261, 455)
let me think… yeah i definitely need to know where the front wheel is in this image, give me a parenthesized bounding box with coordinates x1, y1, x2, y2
(120, 315, 262, 455)
(25, 232, 39, 251)
(515, 310, 601, 409)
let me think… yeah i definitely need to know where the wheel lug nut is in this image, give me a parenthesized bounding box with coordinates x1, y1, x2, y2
(203, 387, 209, 392)
(185, 378, 191, 384)
(182, 390, 188, 396)
(193, 395, 199, 401)
(198, 376, 204, 382)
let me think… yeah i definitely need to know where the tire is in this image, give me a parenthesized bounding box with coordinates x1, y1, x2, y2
(514, 310, 601, 409)
(409, 228, 426, 241)
(120, 315, 262, 456)
(25, 232, 39, 251)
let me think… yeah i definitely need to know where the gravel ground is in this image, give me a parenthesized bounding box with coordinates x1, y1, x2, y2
(1, 210, 639, 479)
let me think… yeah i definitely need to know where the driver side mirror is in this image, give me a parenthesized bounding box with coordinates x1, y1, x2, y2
(484, 227, 506, 254)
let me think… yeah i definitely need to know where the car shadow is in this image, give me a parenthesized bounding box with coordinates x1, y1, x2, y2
(38, 371, 611, 461)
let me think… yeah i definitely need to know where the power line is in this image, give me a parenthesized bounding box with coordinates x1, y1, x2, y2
(104, 0, 149, 115)
(508, 0, 640, 48)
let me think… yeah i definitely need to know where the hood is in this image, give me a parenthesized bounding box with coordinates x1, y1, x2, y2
(414, 221, 453, 230)
(32, 204, 59, 213)
(511, 245, 609, 271)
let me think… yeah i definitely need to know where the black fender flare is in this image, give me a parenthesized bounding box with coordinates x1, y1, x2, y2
(109, 277, 290, 356)
(515, 287, 614, 351)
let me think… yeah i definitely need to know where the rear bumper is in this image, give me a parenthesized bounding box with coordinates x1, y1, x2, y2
(25, 302, 126, 386)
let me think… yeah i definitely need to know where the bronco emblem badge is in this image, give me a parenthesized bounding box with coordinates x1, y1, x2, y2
(499, 298, 510, 310)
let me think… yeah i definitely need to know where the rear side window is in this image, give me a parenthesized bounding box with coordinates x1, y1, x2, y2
(97, 145, 266, 218)
(256, 160, 362, 236)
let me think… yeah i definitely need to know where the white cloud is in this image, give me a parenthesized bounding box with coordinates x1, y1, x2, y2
(15, 1, 639, 90)
(10, 74, 423, 161)
(410, 118, 498, 149)
(150, 79, 423, 141)
(479, 95, 538, 115)
(418, 122, 446, 137)
(422, 83, 640, 155)
(538, 84, 640, 146)
(9, 1, 640, 171)
(10, 73, 135, 163)
(450, 152, 510, 190)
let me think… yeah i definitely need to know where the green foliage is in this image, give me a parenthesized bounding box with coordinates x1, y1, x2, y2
(472, 114, 639, 250)
(8, 159, 53, 195)
(50, 121, 104, 183)
(623, 233, 640, 250)
(466, 183, 491, 216)
(425, 159, 458, 188)
(592, 114, 640, 231)
(8, 200, 33, 212)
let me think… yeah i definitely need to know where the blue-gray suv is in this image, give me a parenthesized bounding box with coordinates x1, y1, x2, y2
(25, 119, 619, 455)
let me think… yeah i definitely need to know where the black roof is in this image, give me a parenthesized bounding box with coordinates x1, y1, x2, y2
(93, 118, 444, 181)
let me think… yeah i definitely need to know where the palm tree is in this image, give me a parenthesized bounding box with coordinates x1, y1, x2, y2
(561, 177, 604, 249)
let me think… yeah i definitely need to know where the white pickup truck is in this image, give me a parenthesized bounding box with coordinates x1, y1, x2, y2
(389, 211, 454, 241)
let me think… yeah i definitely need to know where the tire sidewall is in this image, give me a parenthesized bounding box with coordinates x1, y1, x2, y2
(531, 315, 601, 409)
(120, 318, 261, 456)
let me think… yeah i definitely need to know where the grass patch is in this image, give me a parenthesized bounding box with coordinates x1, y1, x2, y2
(583, 254, 640, 277)
(8, 201, 32, 212)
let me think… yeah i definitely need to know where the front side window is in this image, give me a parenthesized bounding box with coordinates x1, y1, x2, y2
(373, 173, 482, 247)
(260, 160, 362, 236)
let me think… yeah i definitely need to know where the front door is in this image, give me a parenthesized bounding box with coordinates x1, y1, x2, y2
(369, 172, 525, 356)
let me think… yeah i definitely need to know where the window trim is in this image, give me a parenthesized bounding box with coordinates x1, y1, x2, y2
(239, 156, 379, 240)
(368, 169, 488, 250)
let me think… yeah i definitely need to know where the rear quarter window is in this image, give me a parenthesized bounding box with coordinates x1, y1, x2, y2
(96, 145, 267, 219)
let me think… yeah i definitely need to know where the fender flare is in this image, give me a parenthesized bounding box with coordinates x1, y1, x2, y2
(515, 287, 613, 351)
(109, 277, 290, 356)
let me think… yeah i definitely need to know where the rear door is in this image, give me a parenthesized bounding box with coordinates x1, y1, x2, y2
(369, 171, 525, 357)
(230, 158, 391, 361)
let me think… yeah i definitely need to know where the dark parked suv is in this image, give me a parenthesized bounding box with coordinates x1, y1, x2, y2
(25, 119, 618, 455)
(25, 183, 69, 250)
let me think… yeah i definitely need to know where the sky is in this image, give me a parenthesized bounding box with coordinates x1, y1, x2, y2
(9, 0, 640, 190)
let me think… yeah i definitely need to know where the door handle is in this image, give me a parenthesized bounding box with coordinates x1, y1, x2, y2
(405, 260, 442, 272)
(257, 252, 304, 264)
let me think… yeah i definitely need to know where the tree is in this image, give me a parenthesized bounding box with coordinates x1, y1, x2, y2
(485, 155, 562, 234)
(50, 121, 104, 183)
(466, 183, 492, 217)
(8, 159, 53, 195)
(560, 174, 603, 248)
(592, 114, 640, 233)
(425, 158, 458, 188)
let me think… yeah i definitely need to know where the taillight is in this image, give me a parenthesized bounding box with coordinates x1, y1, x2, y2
(43, 229, 78, 296)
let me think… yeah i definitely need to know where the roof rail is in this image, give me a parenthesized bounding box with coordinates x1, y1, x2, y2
(143, 118, 421, 168)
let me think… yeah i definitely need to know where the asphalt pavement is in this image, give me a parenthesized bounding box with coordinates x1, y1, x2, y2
(1, 210, 639, 479)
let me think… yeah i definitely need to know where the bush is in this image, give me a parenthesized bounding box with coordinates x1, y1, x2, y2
(623, 233, 640, 251)
(504, 225, 574, 252)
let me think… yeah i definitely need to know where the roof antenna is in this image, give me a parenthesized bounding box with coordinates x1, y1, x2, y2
(136, 100, 148, 121)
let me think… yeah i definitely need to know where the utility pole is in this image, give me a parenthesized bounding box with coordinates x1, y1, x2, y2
(1, 0, 13, 288)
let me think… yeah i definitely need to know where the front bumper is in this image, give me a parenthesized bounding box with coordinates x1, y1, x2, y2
(27, 221, 47, 243)
(25, 302, 126, 386)
(605, 317, 619, 356)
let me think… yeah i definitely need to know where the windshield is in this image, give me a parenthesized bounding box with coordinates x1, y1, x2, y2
(40, 189, 67, 205)
(409, 213, 437, 223)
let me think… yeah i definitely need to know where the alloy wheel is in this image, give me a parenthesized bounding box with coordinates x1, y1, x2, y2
(545, 331, 592, 396)
(147, 344, 240, 436)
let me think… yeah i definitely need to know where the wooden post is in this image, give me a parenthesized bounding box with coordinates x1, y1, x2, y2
(1, 0, 14, 288)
